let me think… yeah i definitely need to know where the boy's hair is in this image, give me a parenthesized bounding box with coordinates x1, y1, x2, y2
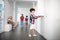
(30, 8, 35, 12)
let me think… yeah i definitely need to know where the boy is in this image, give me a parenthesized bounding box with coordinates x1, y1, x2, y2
(29, 8, 43, 37)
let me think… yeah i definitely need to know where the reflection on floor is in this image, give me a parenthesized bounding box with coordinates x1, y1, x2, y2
(0, 23, 46, 40)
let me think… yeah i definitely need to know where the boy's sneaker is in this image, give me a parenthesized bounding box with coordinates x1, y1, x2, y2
(29, 34, 31, 37)
(33, 34, 37, 36)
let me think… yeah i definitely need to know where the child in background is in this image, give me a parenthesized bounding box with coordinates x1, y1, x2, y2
(7, 16, 17, 30)
(20, 14, 24, 25)
(25, 16, 28, 26)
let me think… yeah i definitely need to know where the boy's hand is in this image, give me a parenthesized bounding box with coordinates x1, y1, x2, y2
(38, 16, 44, 18)
(37, 16, 40, 18)
(38, 16, 40, 17)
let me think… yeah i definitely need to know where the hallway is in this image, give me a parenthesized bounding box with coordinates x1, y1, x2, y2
(0, 23, 46, 40)
(0, 0, 60, 40)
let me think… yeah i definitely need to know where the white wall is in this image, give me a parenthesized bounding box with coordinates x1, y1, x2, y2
(35, 0, 60, 40)
(36, 0, 45, 34)
(38, 0, 60, 40)
(4, 0, 13, 31)
(0, 0, 3, 4)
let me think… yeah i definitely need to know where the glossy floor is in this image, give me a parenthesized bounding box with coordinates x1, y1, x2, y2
(0, 23, 46, 40)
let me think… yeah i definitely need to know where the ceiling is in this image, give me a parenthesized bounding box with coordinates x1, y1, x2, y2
(16, 1, 37, 8)
(9, 0, 37, 2)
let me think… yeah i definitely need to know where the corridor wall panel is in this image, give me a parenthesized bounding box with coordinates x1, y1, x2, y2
(4, 0, 13, 32)
(43, 0, 60, 40)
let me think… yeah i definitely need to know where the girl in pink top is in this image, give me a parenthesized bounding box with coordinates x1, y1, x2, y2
(25, 16, 28, 26)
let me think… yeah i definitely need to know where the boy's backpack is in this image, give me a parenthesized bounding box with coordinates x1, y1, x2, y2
(30, 16, 32, 23)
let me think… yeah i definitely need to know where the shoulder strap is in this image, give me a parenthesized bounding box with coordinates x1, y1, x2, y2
(30, 15, 32, 23)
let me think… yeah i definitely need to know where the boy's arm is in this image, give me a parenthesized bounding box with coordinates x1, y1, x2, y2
(35, 16, 44, 18)
(38, 16, 44, 18)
